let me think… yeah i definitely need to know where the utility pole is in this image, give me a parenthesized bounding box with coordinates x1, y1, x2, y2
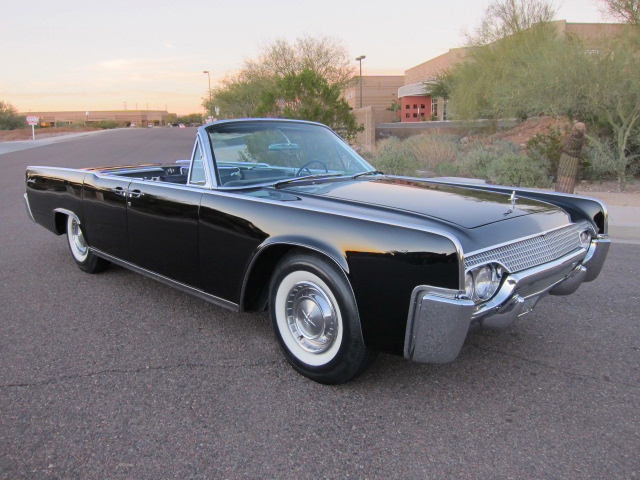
(355, 55, 366, 108)
(203, 70, 212, 115)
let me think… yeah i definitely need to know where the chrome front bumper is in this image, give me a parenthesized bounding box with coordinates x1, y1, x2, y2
(404, 237, 610, 364)
(24, 193, 36, 223)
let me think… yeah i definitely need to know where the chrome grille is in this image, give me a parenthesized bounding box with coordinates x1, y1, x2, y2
(465, 224, 583, 273)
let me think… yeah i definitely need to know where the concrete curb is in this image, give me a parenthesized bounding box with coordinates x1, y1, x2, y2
(607, 205, 640, 244)
(0, 129, 113, 156)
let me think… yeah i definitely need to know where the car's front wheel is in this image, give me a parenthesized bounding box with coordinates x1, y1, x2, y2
(66, 215, 110, 273)
(269, 250, 376, 384)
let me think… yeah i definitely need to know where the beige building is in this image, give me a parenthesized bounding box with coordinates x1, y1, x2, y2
(20, 110, 169, 127)
(343, 76, 404, 110)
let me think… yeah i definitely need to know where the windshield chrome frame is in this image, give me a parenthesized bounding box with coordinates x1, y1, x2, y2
(199, 119, 373, 190)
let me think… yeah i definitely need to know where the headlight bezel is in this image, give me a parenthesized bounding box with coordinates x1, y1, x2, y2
(463, 263, 505, 303)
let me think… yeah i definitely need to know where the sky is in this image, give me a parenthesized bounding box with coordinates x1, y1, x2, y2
(1, 0, 609, 115)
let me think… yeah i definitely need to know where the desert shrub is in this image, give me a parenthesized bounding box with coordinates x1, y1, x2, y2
(526, 128, 563, 181)
(455, 140, 551, 187)
(484, 152, 552, 187)
(582, 136, 627, 182)
(435, 162, 461, 177)
(92, 120, 119, 129)
(367, 137, 420, 176)
(0, 100, 25, 130)
(403, 133, 460, 172)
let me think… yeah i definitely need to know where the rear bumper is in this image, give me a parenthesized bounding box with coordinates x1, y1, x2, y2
(404, 237, 609, 364)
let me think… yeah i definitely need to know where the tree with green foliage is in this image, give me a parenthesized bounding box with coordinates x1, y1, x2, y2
(255, 69, 362, 141)
(423, 69, 453, 101)
(444, 0, 640, 186)
(206, 75, 275, 119)
(0, 100, 25, 130)
(203, 35, 355, 119)
(178, 113, 204, 124)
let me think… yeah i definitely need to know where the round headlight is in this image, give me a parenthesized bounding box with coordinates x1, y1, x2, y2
(579, 230, 592, 248)
(474, 265, 494, 300)
(465, 272, 474, 299)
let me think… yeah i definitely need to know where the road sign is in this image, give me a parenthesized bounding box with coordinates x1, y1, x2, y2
(25, 116, 39, 140)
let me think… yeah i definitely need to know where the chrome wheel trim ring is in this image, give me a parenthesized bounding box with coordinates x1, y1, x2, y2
(68, 216, 88, 262)
(275, 271, 344, 366)
(285, 281, 338, 354)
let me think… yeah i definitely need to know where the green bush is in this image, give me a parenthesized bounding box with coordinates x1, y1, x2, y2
(455, 140, 551, 187)
(367, 137, 420, 176)
(403, 133, 460, 173)
(526, 128, 563, 181)
(92, 120, 119, 129)
(582, 136, 627, 182)
(0, 100, 25, 130)
(484, 152, 552, 187)
(435, 162, 461, 177)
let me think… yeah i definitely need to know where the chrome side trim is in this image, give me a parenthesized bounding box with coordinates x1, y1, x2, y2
(91, 249, 240, 312)
(27, 165, 91, 174)
(30, 165, 467, 290)
(23, 193, 35, 223)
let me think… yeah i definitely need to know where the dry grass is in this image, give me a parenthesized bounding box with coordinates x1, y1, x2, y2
(0, 127, 98, 142)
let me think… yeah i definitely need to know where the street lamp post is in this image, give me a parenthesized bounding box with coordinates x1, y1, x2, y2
(355, 55, 366, 108)
(203, 70, 211, 116)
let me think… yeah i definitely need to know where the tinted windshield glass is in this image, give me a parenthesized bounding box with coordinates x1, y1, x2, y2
(206, 121, 373, 187)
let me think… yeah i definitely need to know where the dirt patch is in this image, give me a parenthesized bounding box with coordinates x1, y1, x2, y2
(0, 127, 99, 142)
(469, 116, 571, 148)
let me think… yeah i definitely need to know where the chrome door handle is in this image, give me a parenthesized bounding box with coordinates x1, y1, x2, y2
(113, 186, 127, 196)
(128, 189, 143, 198)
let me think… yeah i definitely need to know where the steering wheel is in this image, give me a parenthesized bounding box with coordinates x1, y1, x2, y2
(296, 160, 329, 176)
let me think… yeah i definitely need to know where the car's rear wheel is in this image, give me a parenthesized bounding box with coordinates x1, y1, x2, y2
(66, 215, 110, 273)
(269, 250, 376, 384)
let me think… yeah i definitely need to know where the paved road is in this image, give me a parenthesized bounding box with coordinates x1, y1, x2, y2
(1, 129, 639, 479)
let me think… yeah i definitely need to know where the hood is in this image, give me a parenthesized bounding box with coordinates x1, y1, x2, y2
(292, 177, 558, 229)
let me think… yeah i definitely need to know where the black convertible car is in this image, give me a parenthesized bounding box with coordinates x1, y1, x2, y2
(24, 119, 610, 383)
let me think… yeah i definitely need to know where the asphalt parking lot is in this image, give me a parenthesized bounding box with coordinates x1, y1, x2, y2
(1, 128, 639, 479)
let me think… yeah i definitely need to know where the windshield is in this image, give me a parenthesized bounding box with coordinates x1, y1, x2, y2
(205, 120, 374, 187)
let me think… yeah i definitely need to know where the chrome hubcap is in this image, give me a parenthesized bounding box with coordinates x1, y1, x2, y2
(285, 281, 338, 354)
(71, 219, 88, 256)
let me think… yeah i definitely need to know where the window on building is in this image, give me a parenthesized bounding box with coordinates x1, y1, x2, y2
(413, 104, 417, 109)
(405, 113, 410, 118)
(431, 97, 438, 117)
(413, 113, 418, 118)
(443, 99, 449, 121)
(405, 105, 410, 109)
(420, 104, 425, 109)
